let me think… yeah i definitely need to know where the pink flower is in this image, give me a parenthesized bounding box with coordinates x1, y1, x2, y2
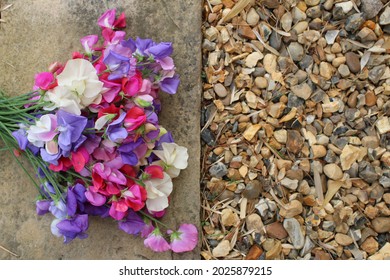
(109, 200, 127, 220)
(34, 72, 55, 90)
(124, 107, 147, 132)
(122, 71, 143, 97)
(80, 35, 99, 55)
(141, 223, 155, 238)
(144, 228, 170, 252)
(98, 9, 116, 29)
(169, 224, 198, 253)
(123, 184, 147, 211)
(85, 189, 106, 206)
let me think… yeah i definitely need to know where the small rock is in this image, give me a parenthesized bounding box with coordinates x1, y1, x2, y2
(312, 145, 327, 158)
(361, 236, 379, 255)
(359, 164, 379, 183)
(288, 42, 304, 62)
(209, 162, 228, 178)
(340, 144, 362, 170)
(383, 193, 390, 204)
(335, 233, 353, 246)
(305, 0, 320, 6)
(364, 205, 379, 220)
(214, 83, 227, 98)
(287, 130, 304, 154)
(361, 0, 384, 19)
(320, 62, 334, 80)
(291, 83, 312, 100)
(345, 13, 365, 33)
(365, 91, 377, 107)
(255, 199, 269, 217)
(274, 129, 287, 144)
(265, 240, 282, 260)
(357, 27, 377, 42)
(283, 218, 305, 249)
(245, 52, 263, 68)
(280, 177, 299, 190)
(292, 7, 307, 23)
(335, 1, 353, 14)
(243, 124, 261, 141)
(369, 65, 386, 84)
(267, 102, 286, 118)
(323, 163, 343, 180)
(212, 240, 231, 257)
(380, 6, 390, 25)
(281, 12, 293, 32)
(300, 236, 315, 257)
(269, 31, 282, 50)
(325, 30, 339, 45)
(306, 6, 322, 18)
(247, 8, 260, 26)
(379, 176, 390, 188)
(376, 117, 390, 134)
(338, 64, 350, 78)
(280, 200, 303, 218)
(345, 52, 361, 74)
(372, 217, 390, 234)
(221, 208, 239, 227)
(237, 20, 256, 40)
(255, 77, 268, 89)
(245, 245, 264, 260)
(205, 26, 219, 41)
(246, 213, 264, 233)
(243, 181, 263, 199)
(266, 222, 288, 239)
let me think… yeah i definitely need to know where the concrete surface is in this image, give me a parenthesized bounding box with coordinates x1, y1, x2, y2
(0, 0, 201, 259)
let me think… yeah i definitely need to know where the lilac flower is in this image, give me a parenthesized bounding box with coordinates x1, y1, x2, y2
(160, 74, 180, 94)
(118, 210, 145, 235)
(147, 42, 173, 59)
(36, 200, 51, 215)
(144, 227, 170, 252)
(118, 138, 146, 165)
(80, 35, 98, 55)
(49, 200, 67, 219)
(106, 112, 127, 142)
(103, 51, 134, 80)
(55, 214, 89, 243)
(57, 110, 88, 154)
(134, 37, 154, 56)
(12, 129, 28, 150)
(169, 224, 198, 253)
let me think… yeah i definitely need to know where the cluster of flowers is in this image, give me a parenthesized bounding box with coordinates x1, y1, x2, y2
(9, 9, 197, 253)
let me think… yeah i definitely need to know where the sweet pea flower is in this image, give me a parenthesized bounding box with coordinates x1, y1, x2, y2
(153, 142, 188, 178)
(118, 210, 145, 235)
(122, 71, 143, 96)
(55, 214, 89, 243)
(123, 184, 147, 211)
(26, 114, 58, 148)
(97, 9, 126, 29)
(147, 42, 173, 59)
(144, 227, 170, 252)
(169, 224, 198, 253)
(144, 172, 173, 212)
(80, 35, 99, 55)
(103, 51, 135, 80)
(36, 200, 52, 216)
(159, 74, 180, 95)
(45, 59, 103, 115)
(124, 107, 147, 132)
(34, 72, 55, 90)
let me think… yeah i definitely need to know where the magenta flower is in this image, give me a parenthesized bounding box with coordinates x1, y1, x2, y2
(169, 224, 198, 253)
(97, 9, 116, 29)
(144, 228, 170, 252)
(80, 35, 98, 55)
(34, 72, 55, 90)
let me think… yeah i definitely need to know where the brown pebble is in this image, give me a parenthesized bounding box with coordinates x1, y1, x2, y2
(361, 236, 379, 255)
(266, 222, 288, 239)
(345, 52, 361, 74)
(365, 91, 377, 107)
(372, 217, 390, 233)
(245, 245, 264, 260)
(287, 130, 304, 154)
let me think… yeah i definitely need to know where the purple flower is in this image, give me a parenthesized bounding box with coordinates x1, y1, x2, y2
(103, 51, 133, 80)
(141, 222, 155, 238)
(49, 200, 67, 219)
(118, 138, 144, 165)
(147, 42, 173, 59)
(122, 38, 136, 53)
(106, 112, 128, 142)
(57, 110, 88, 153)
(144, 228, 170, 252)
(56, 214, 89, 243)
(134, 37, 154, 56)
(36, 200, 51, 215)
(169, 224, 198, 253)
(160, 74, 180, 94)
(118, 210, 145, 235)
(12, 129, 28, 150)
(80, 35, 98, 54)
(97, 9, 116, 28)
(66, 184, 86, 217)
(84, 203, 110, 217)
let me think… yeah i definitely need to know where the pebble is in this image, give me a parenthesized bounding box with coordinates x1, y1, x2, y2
(375, 117, 390, 134)
(246, 213, 264, 233)
(323, 163, 343, 180)
(242, 181, 263, 199)
(283, 218, 305, 249)
(280, 177, 299, 190)
(345, 13, 365, 33)
(245, 52, 263, 68)
(338, 64, 350, 78)
(212, 240, 231, 257)
(291, 83, 312, 100)
(361, 236, 379, 255)
(320, 62, 334, 80)
(255, 77, 268, 89)
(380, 6, 390, 25)
(288, 42, 305, 62)
(287, 130, 304, 154)
(335, 233, 353, 246)
(281, 12, 293, 32)
(247, 8, 260, 27)
(371, 217, 390, 233)
(245, 245, 263, 260)
(266, 222, 288, 239)
(221, 208, 239, 227)
(279, 200, 303, 218)
(209, 162, 228, 178)
(214, 83, 227, 98)
(361, 0, 384, 20)
(345, 52, 361, 74)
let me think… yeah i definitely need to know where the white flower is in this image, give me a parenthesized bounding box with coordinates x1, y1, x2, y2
(44, 59, 103, 115)
(145, 172, 173, 212)
(153, 142, 188, 178)
(27, 114, 58, 147)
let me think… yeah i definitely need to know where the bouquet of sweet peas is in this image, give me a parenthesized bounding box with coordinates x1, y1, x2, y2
(0, 9, 197, 253)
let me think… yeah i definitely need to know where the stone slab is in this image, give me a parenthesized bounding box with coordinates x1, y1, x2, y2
(0, 0, 201, 259)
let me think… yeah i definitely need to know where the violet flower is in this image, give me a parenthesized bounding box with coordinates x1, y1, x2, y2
(57, 110, 88, 154)
(106, 112, 128, 142)
(118, 210, 145, 235)
(36, 200, 51, 216)
(160, 74, 180, 94)
(147, 42, 173, 59)
(56, 214, 89, 243)
(12, 129, 28, 150)
(103, 51, 133, 80)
